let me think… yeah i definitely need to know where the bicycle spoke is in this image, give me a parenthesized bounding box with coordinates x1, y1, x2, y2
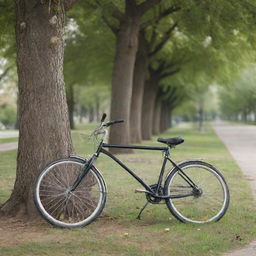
(165, 161, 229, 223)
(34, 158, 107, 228)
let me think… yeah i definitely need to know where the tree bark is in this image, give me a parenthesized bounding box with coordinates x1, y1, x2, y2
(152, 97, 161, 135)
(141, 79, 158, 140)
(130, 34, 149, 143)
(169, 109, 173, 128)
(66, 83, 75, 129)
(95, 95, 100, 122)
(88, 107, 94, 123)
(0, 1, 73, 218)
(109, 14, 140, 153)
(160, 102, 170, 133)
(107, 0, 163, 152)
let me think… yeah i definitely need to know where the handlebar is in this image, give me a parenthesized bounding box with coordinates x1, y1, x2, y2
(89, 114, 124, 143)
(104, 120, 124, 127)
(100, 113, 124, 127)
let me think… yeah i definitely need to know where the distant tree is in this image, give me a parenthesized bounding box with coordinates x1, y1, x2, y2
(130, 8, 179, 143)
(219, 67, 256, 122)
(64, 11, 114, 128)
(83, 0, 169, 152)
(0, 105, 16, 128)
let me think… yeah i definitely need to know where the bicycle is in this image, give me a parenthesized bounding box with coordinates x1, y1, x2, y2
(34, 113, 230, 228)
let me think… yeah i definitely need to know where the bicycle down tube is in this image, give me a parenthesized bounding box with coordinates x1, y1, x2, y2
(100, 143, 200, 199)
(70, 142, 199, 199)
(100, 143, 168, 195)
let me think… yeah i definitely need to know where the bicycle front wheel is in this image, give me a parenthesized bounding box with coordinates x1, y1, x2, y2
(34, 158, 107, 228)
(164, 160, 229, 224)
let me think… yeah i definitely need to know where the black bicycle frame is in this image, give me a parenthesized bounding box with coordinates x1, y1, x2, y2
(100, 143, 169, 196)
(100, 143, 197, 199)
(71, 141, 197, 199)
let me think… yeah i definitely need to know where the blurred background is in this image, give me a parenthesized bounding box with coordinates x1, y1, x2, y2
(0, 1, 256, 136)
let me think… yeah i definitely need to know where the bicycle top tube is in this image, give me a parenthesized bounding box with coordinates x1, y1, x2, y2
(102, 143, 168, 151)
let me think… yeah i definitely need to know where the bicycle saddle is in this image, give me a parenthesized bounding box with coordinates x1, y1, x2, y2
(157, 136, 184, 147)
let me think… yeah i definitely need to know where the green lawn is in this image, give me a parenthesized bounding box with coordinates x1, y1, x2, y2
(0, 123, 256, 256)
(0, 137, 18, 144)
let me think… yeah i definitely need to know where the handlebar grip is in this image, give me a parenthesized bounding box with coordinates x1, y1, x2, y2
(105, 119, 124, 127)
(101, 113, 107, 122)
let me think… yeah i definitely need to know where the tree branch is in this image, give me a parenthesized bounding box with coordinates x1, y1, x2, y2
(0, 66, 11, 82)
(102, 15, 119, 35)
(149, 25, 158, 49)
(158, 6, 181, 21)
(149, 22, 177, 57)
(140, 16, 159, 29)
(138, 0, 162, 15)
(108, 2, 124, 21)
(148, 58, 166, 76)
(141, 5, 180, 28)
(84, 1, 124, 21)
(125, 0, 137, 15)
(160, 68, 180, 79)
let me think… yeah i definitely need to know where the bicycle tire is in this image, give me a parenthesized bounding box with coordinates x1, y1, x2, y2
(34, 157, 107, 228)
(164, 160, 230, 224)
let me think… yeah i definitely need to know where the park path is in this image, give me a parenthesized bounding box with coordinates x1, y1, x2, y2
(212, 121, 256, 256)
(0, 130, 18, 139)
(0, 130, 18, 152)
(0, 142, 18, 152)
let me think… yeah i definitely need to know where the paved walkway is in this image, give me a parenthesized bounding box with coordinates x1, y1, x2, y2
(0, 142, 18, 152)
(0, 130, 18, 152)
(0, 130, 18, 139)
(212, 122, 256, 256)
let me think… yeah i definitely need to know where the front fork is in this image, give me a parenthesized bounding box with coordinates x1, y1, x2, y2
(70, 154, 97, 192)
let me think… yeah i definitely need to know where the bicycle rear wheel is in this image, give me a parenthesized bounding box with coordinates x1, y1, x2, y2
(34, 158, 107, 228)
(164, 160, 229, 224)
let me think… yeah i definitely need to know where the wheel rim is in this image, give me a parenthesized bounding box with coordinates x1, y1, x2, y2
(167, 164, 228, 223)
(35, 160, 105, 227)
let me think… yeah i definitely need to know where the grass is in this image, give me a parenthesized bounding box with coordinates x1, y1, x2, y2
(0, 137, 18, 144)
(226, 120, 256, 126)
(0, 123, 256, 256)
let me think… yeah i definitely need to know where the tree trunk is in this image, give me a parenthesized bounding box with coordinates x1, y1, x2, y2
(169, 109, 173, 128)
(160, 102, 170, 133)
(141, 80, 158, 140)
(0, 2, 73, 218)
(152, 97, 161, 135)
(198, 101, 205, 133)
(95, 95, 100, 122)
(15, 93, 19, 130)
(66, 83, 75, 129)
(130, 35, 148, 143)
(109, 15, 140, 153)
(88, 107, 94, 123)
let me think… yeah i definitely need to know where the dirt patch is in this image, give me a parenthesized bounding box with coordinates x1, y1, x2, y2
(0, 217, 50, 247)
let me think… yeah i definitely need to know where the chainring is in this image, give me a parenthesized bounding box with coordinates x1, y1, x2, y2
(146, 184, 164, 204)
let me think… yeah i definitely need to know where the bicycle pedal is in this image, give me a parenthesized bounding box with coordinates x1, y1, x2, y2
(135, 188, 147, 193)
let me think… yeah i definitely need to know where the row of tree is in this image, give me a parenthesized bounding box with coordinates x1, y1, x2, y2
(219, 67, 256, 122)
(64, 0, 256, 154)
